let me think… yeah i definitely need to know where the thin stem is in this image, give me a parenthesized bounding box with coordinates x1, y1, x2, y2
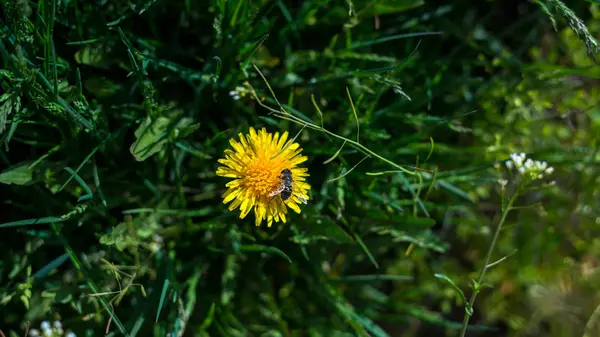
(458, 191, 518, 337)
(250, 86, 417, 176)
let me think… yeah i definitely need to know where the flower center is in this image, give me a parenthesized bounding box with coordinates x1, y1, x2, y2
(243, 160, 282, 197)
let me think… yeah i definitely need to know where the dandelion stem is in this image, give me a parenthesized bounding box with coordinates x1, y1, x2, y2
(459, 191, 518, 337)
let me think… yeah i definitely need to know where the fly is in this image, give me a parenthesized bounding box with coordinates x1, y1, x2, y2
(268, 168, 307, 204)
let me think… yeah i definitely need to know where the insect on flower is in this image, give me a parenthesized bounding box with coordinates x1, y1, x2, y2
(216, 127, 310, 227)
(268, 168, 308, 204)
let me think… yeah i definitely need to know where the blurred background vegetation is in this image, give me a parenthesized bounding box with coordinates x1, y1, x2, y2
(1, 0, 599, 336)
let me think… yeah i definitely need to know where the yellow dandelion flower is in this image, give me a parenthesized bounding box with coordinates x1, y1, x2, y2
(216, 127, 311, 227)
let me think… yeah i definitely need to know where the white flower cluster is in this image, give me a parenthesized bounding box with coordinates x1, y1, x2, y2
(29, 321, 76, 337)
(228, 86, 249, 100)
(505, 152, 554, 179)
(150, 233, 164, 253)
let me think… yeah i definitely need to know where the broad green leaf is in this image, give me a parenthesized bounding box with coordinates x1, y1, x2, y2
(368, 0, 424, 14)
(291, 216, 354, 244)
(0, 161, 34, 185)
(129, 116, 198, 161)
(74, 44, 110, 68)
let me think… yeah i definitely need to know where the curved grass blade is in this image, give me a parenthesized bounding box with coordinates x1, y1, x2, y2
(327, 154, 370, 183)
(242, 34, 269, 75)
(199, 302, 216, 331)
(350, 31, 442, 49)
(310, 94, 324, 128)
(63, 167, 93, 196)
(346, 87, 360, 143)
(240, 244, 292, 263)
(0, 216, 65, 228)
(434, 274, 467, 305)
(323, 140, 346, 164)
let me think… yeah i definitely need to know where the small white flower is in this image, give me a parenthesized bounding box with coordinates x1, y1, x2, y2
(29, 329, 40, 337)
(41, 322, 51, 330)
(505, 160, 513, 169)
(43, 328, 53, 337)
(53, 321, 62, 329)
(545, 167, 554, 174)
(524, 158, 533, 169)
(509, 153, 522, 167)
(498, 179, 508, 187)
(518, 166, 526, 174)
(66, 332, 77, 337)
(549, 180, 556, 186)
(56, 328, 64, 336)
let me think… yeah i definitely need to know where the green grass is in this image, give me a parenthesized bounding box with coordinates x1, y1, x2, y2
(1, 1, 600, 337)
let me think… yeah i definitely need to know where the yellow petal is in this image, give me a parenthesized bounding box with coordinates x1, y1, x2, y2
(222, 188, 241, 204)
(286, 200, 301, 214)
(255, 200, 266, 226)
(288, 155, 308, 166)
(228, 198, 243, 211)
(279, 211, 286, 223)
(277, 131, 289, 150)
(229, 138, 245, 154)
(240, 196, 255, 219)
(216, 167, 241, 178)
(226, 180, 241, 188)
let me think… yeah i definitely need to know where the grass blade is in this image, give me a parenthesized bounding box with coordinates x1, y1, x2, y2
(156, 279, 170, 322)
(346, 87, 360, 143)
(240, 244, 292, 263)
(242, 34, 269, 75)
(350, 31, 442, 49)
(323, 140, 346, 164)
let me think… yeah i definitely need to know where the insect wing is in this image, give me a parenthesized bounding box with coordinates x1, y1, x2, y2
(268, 181, 285, 197)
(291, 181, 308, 204)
